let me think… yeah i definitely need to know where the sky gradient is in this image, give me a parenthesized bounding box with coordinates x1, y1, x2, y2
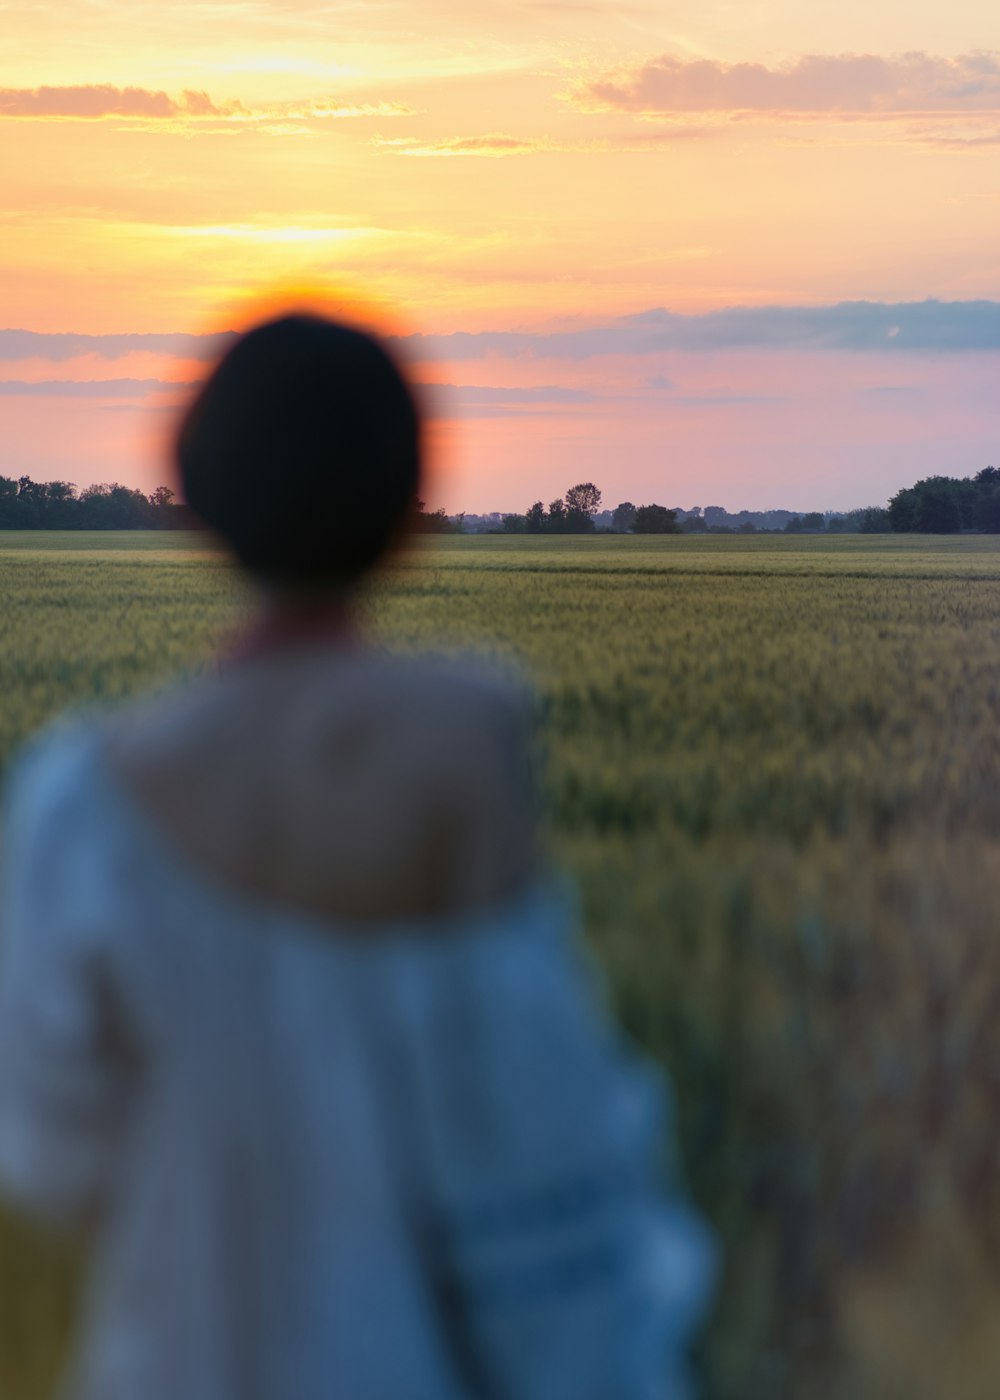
(1, 0, 998, 513)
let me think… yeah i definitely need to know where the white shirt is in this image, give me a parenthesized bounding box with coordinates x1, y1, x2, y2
(0, 721, 714, 1400)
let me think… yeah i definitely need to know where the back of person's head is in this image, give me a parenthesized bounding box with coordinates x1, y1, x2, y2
(176, 313, 421, 589)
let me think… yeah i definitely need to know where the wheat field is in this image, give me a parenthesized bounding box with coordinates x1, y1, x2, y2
(3, 530, 1000, 1400)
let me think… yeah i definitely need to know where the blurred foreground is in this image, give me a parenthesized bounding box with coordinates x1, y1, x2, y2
(3, 531, 1000, 1399)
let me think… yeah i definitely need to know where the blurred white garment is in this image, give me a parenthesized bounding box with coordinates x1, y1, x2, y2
(0, 722, 715, 1400)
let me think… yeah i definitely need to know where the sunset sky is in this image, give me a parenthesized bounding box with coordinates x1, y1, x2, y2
(1, 0, 998, 513)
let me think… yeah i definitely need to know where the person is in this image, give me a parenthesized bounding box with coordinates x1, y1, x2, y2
(0, 313, 714, 1400)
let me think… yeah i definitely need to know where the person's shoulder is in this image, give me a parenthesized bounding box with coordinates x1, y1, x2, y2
(1, 717, 116, 910)
(3, 717, 103, 828)
(373, 652, 534, 734)
(107, 649, 533, 757)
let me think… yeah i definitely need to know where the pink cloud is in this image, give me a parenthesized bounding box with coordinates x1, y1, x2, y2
(574, 51, 1000, 116)
(0, 84, 228, 118)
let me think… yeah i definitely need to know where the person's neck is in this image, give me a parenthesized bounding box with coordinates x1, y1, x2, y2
(228, 592, 362, 664)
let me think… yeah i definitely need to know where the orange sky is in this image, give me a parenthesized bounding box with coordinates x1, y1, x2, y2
(1, 0, 998, 512)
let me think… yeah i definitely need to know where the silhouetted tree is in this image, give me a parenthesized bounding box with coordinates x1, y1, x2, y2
(45, 481, 78, 528)
(547, 499, 568, 532)
(973, 468, 1000, 532)
(0, 474, 199, 529)
(564, 482, 601, 532)
(633, 504, 680, 534)
(0, 476, 19, 527)
(852, 506, 891, 533)
(889, 477, 966, 533)
(525, 501, 546, 533)
(611, 501, 636, 533)
(411, 497, 456, 533)
(917, 487, 961, 533)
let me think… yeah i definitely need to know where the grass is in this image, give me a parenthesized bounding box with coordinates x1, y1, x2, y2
(3, 529, 1000, 1398)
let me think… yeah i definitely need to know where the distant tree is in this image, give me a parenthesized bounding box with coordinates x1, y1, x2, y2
(784, 516, 804, 533)
(916, 487, 961, 533)
(887, 489, 916, 532)
(45, 480, 78, 528)
(0, 475, 17, 528)
(679, 514, 708, 533)
(611, 501, 637, 533)
(410, 497, 457, 533)
(977, 486, 1000, 534)
(972, 467, 1000, 532)
(633, 504, 680, 534)
(890, 476, 964, 533)
(525, 501, 546, 533)
(547, 499, 568, 532)
(846, 506, 891, 533)
(890, 475, 968, 533)
(77, 483, 152, 529)
(801, 512, 824, 532)
(501, 513, 528, 533)
(738, 520, 756, 534)
(564, 482, 602, 532)
(417, 508, 455, 533)
(16, 476, 45, 527)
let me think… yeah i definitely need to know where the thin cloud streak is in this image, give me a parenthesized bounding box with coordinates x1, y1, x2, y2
(0, 85, 414, 125)
(572, 51, 1000, 116)
(426, 383, 599, 403)
(0, 85, 236, 118)
(0, 375, 596, 416)
(0, 331, 235, 362)
(399, 301, 1000, 360)
(376, 128, 709, 156)
(6, 302, 1000, 367)
(0, 378, 194, 396)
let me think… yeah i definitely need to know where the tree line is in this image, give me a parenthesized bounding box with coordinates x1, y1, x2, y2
(3, 467, 998, 534)
(886, 467, 1000, 534)
(498, 485, 685, 535)
(0, 477, 192, 530)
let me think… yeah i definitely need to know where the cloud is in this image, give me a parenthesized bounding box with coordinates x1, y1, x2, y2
(291, 101, 414, 119)
(0, 330, 234, 362)
(377, 132, 615, 158)
(426, 383, 598, 403)
(399, 301, 1000, 360)
(912, 127, 1000, 147)
(0, 378, 194, 396)
(0, 85, 236, 119)
(376, 128, 708, 157)
(6, 302, 1000, 372)
(421, 383, 599, 415)
(377, 133, 552, 157)
(0, 85, 413, 126)
(672, 394, 779, 407)
(572, 51, 1000, 116)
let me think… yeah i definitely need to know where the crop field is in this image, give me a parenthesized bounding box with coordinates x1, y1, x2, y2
(4, 529, 1000, 1399)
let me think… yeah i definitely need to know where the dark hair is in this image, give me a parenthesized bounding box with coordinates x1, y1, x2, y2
(176, 313, 421, 587)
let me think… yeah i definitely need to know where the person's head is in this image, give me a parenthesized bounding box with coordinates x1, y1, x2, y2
(176, 313, 421, 592)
